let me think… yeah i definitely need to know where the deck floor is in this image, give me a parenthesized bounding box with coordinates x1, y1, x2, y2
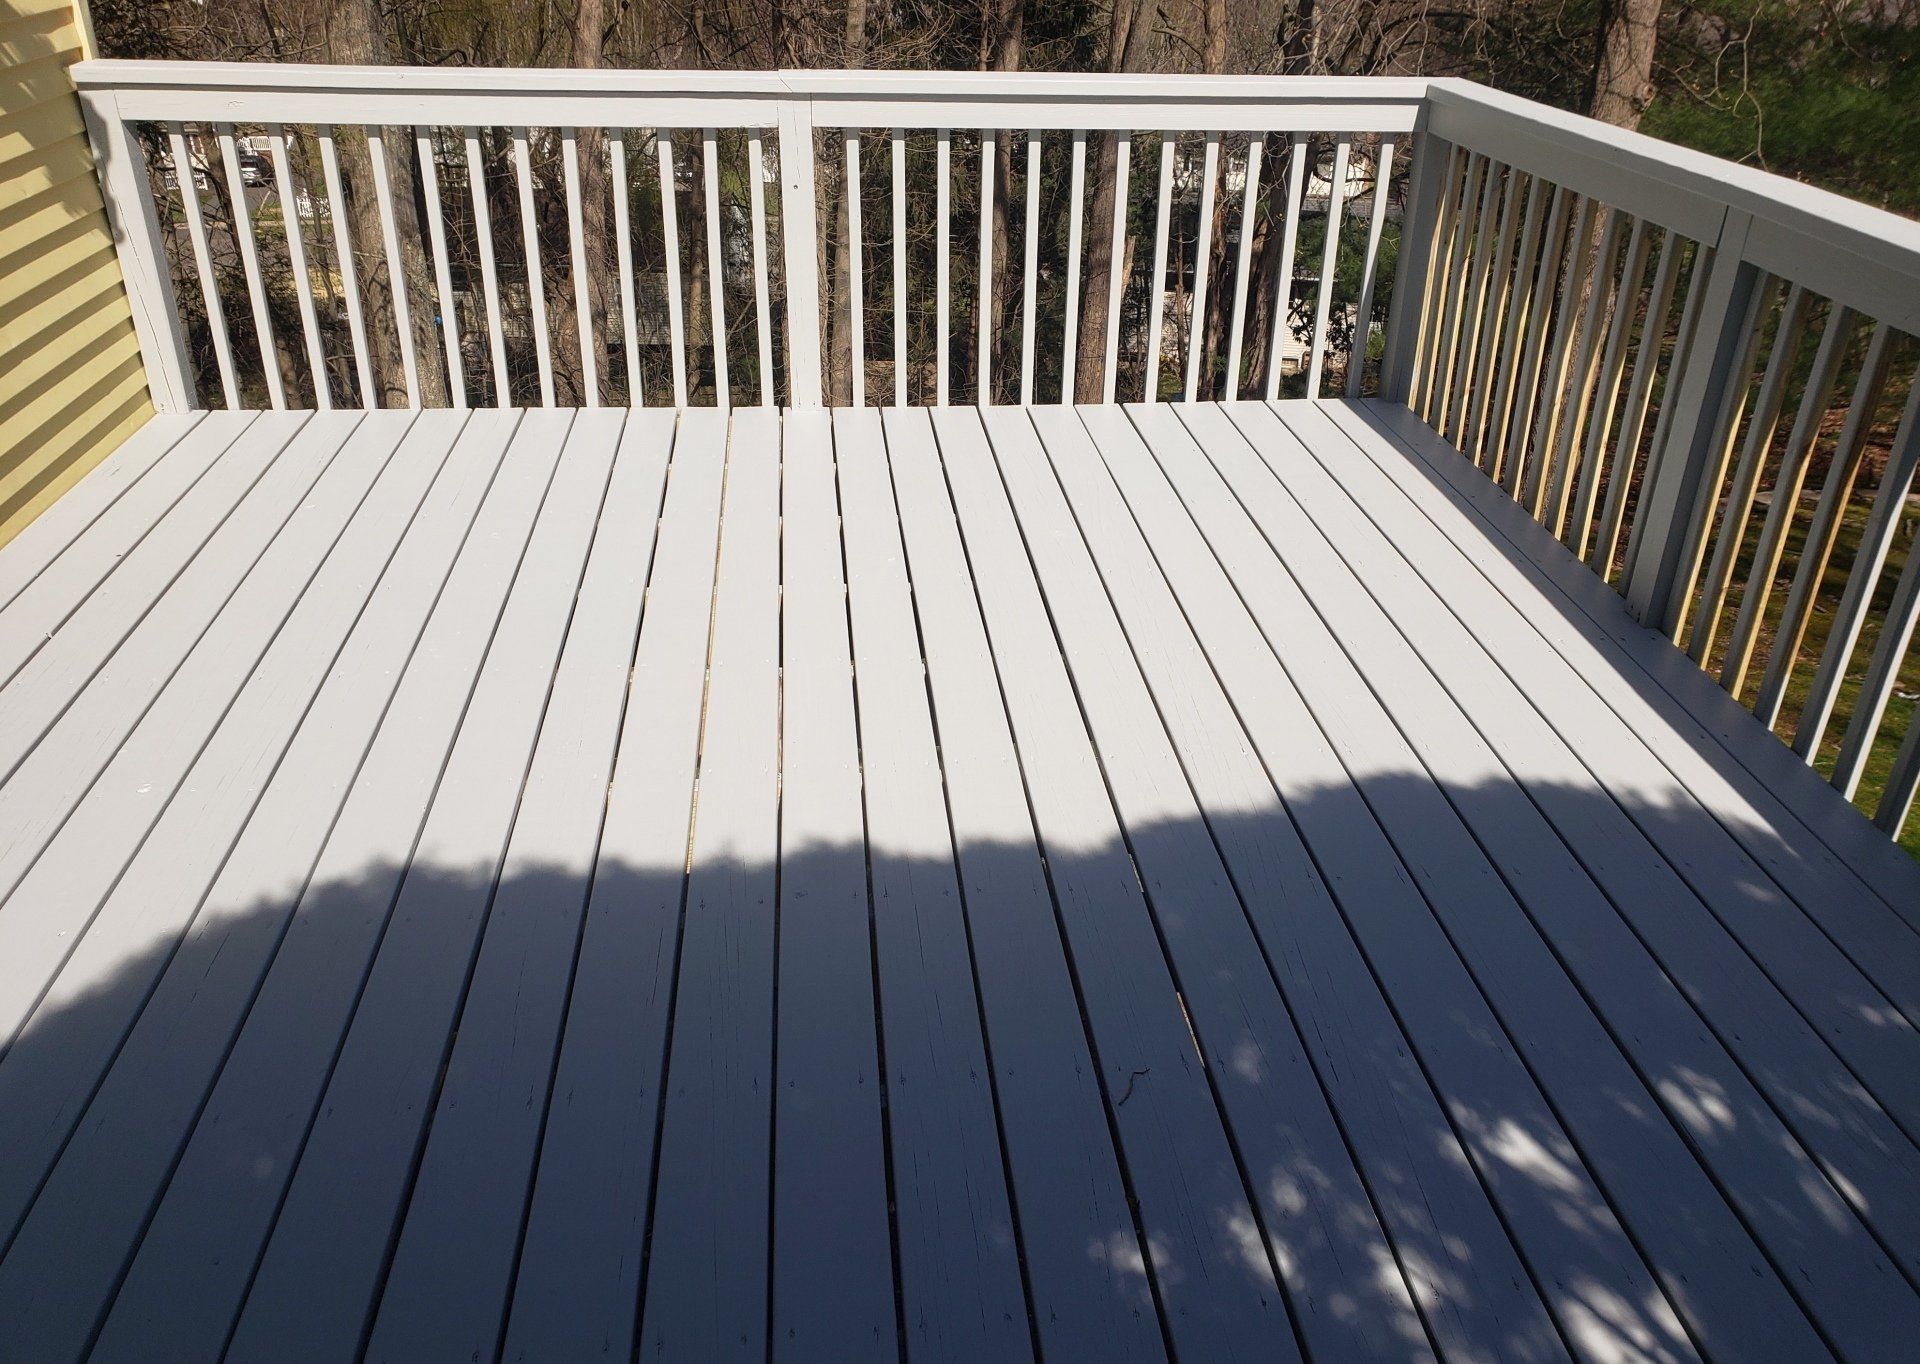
(1, 398, 1918, 1363)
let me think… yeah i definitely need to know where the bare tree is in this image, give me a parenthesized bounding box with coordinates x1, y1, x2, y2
(1590, 0, 1662, 128)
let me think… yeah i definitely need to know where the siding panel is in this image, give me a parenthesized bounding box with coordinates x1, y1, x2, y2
(0, 0, 151, 547)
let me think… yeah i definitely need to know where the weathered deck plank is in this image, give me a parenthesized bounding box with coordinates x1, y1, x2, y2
(0, 401, 1915, 1364)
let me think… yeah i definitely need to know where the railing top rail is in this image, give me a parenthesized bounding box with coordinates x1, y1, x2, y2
(70, 61, 1433, 133)
(1427, 79, 1920, 330)
(71, 60, 1433, 104)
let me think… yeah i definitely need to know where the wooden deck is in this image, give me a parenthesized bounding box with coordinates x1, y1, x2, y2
(0, 398, 1918, 1364)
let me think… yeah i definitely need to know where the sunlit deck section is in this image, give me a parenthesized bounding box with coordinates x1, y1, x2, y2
(0, 399, 1917, 1362)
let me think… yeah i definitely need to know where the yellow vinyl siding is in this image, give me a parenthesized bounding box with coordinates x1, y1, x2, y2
(0, 0, 150, 547)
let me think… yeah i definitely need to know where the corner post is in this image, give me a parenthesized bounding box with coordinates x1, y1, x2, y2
(1621, 209, 1759, 634)
(776, 96, 824, 408)
(77, 86, 195, 412)
(1376, 125, 1447, 407)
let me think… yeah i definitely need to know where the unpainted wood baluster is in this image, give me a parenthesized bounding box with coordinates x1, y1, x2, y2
(1523, 194, 1596, 518)
(1489, 183, 1566, 495)
(1719, 302, 1858, 698)
(1464, 168, 1528, 461)
(1752, 321, 1897, 728)
(1592, 229, 1686, 574)
(1800, 367, 1920, 766)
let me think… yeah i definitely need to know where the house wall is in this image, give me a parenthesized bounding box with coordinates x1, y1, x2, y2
(0, 0, 150, 547)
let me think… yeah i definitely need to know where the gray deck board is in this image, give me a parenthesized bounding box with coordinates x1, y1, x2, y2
(1, 401, 1917, 1363)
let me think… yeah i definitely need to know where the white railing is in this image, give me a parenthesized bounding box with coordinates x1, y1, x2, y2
(1391, 81, 1920, 841)
(65, 61, 1920, 845)
(72, 63, 1423, 415)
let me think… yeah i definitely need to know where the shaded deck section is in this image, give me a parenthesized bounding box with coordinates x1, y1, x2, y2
(1, 399, 1918, 1363)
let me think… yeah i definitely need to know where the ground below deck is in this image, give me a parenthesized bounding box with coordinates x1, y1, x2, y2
(1, 397, 1918, 1364)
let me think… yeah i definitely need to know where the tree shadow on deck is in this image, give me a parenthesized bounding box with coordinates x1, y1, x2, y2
(0, 769, 1917, 1364)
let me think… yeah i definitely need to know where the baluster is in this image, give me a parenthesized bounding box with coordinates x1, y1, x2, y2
(1261, 132, 1307, 401)
(218, 125, 286, 408)
(658, 131, 688, 406)
(977, 129, 995, 404)
(892, 127, 907, 407)
(1224, 134, 1266, 401)
(936, 128, 951, 406)
(464, 128, 510, 406)
(415, 127, 466, 407)
(563, 127, 599, 406)
(1305, 133, 1350, 398)
(609, 131, 642, 404)
(1020, 130, 1041, 405)
(1345, 137, 1395, 401)
(749, 129, 774, 407)
(848, 132, 866, 407)
(315, 127, 374, 407)
(1181, 130, 1220, 402)
(1143, 134, 1175, 402)
(364, 127, 421, 407)
(512, 128, 556, 407)
(1100, 134, 1131, 404)
(1062, 129, 1087, 404)
(168, 126, 238, 408)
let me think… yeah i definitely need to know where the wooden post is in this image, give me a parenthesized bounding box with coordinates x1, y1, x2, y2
(77, 88, 195, 412)
(1620, 209, 1758, 634)
(778, 98, 825, 408)
(1376, 129, 1446, 406)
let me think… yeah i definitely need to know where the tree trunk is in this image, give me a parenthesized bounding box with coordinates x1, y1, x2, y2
(826, 0, 867, 404)
(1073, 0, 1153, 401)
(552, 0, 614, 404)
(985, 0, 1023, 403)
(1196, 0, 1230, 398)
(321, 0, 448, 406)
(1589, 0, 1662, 129)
